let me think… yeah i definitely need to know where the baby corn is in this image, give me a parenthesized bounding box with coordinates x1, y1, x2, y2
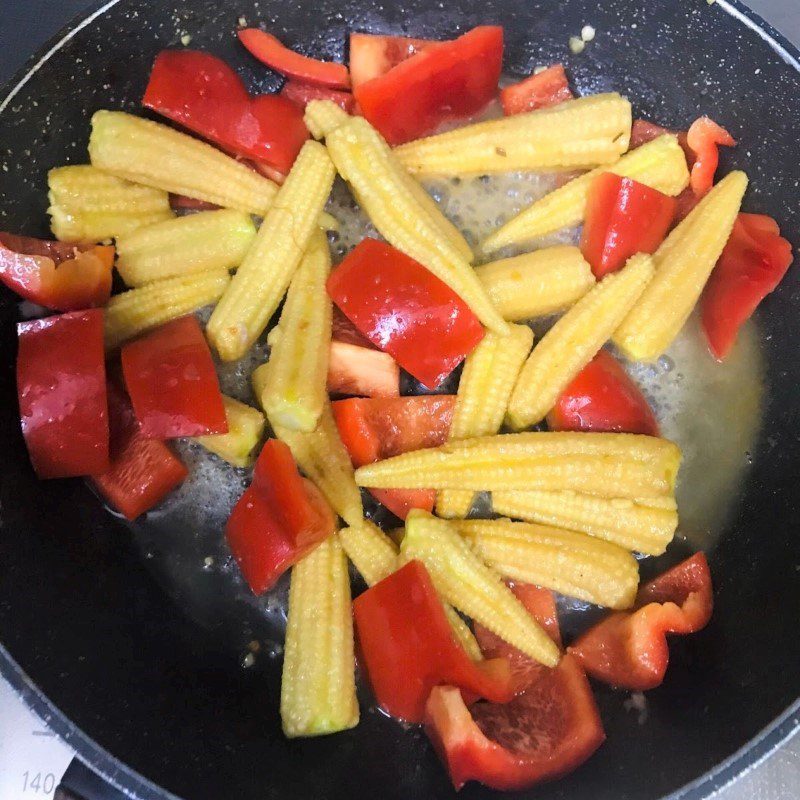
(395, 93, 632, 177)
(492, 490, 678, 555)
(262, 231, 332, 432)
(325, 116, 508, 334)
(401, 511, 560, 666)
(506, 254, 654, 430)
(192, 396, 265, 468)
(207, 142, 335, 361)
(443, 605, 484, 661)
(104, 270, 230, 350)
(281, 535, 359, 738)
(304, 99, 351, 140)
(339, 519, 398, 587)
(614, 170, 749, 361)
(476, 246, 595, 321)
(437, 324, 533, 518)
(89, 111, 278, 215)
(115, 209, 256, 286)
(458, 518, 639, 610)
(482, 134, 690, 253)
(48, 165, 172, 242)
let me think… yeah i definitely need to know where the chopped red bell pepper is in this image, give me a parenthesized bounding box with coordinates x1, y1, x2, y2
(280, 80, 355, 112)
(701, 213, 793, 360)
(331, 306, 376, 349)
(169, 194, 220, 212)
(238, 29, 350, 89)
(685, 116, 736, 197)
(581, 173, 676, 279)
(570, 553, 713, 691)
(121, 316, 227, 439)
(425, 584, 605, 791)
(354, 26, 503, 145)
(547, 350, 659, 436)
(331, 395, 455, 519)
(629, 118, 674, 149)
(327, 238, 484, 389)
(327, 340, 400, 398)
(143, 50, 309, 174)
(353, 560, 514, 722)
(0, 233, 113, 311)
(348, 32, 439, 88)
(500, 64, 573, 116)
(17, 309, 109, 479)
(92, 381, 188, 519)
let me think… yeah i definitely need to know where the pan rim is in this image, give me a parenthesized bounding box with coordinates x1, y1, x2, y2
(0, 0, 798, 798)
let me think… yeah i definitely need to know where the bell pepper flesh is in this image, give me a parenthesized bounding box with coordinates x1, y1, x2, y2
(280, 80, 355, 112)
(685, 116, 736, 197)
(500, 64, 573, 116)
(348, 32, 439, 88)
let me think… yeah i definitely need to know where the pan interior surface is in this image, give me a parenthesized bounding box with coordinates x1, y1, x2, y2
(0, 2, 798, 800)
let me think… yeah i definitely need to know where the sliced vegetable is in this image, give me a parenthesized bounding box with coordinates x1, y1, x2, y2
(630, 118, 675, 149)
(104, 270, 230, 350)
(238, 29, 350, 89)
(327, 341, 399, 398)
(115, 209, 256, 286)
(500, 64, 573, 116)
(701, 213, 793, 360)
(685, 116, 736, 197)
(395, 92, 632, 177)
(47, 165, 172, 242)
(281, 80, 355, 112)
(352, 559, 514, 722)
(327, 238, 485, 389)
(338, 519, 398, 586)
(507, 253, 655, 430)
(348, 32, 437, 88)
(581, 174, 676, 279)
(92, 381, 188, 519)
(0, 234, 113, 311)
(547, 350, 659, 436)
(303, 98, 351, 140)
(193, 395, 265, 468)
(207, 141, 335, 361)
(614, 171, 748, 361)
(331, 395, 455, 519)
(570, 553, 713, 690)
(169, 194, 219, 212)
(331, 306, 375, 349)
(17, 309, 108, 478)
(281, 535, 359, 737)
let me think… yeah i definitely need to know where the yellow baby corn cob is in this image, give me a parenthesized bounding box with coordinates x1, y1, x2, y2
(491, 490, 678, 555)
(304, 99, 351, 140)
(476, 246, 595, 321)
(458, 518, 639, 610)
(437, 324, 534, 518)
(325, 116, 508, 334)
(614, 170, 749, 361)
(400, 511, 560, 666)
(207, 142, 335, 361)
(47, 165, 172, 242)
(339, 519, 398, 587)
(262, 231, 332, 432)
(192, 396, 265, 468)
(115, 209, 256, 286)
(506, 254, 654, 430)
(104, 270, 230, 350)
(443, 605, 484, 661)
(281, 535, 359, 738)
(395, 93, 632, 178)
(355, 431, 681, 499)
(482, 134, 690, 254)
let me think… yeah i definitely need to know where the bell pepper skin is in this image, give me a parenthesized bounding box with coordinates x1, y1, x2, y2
(685, 116, 736, 197)
(570, 553, 713, 690)
(500, 64, 572, 116)
(280, 80, 355, 112)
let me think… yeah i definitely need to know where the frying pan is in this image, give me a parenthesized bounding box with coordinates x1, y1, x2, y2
(0, 1, 799, 799)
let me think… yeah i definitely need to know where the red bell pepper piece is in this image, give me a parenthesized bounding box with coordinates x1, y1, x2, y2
(348, 32, 439, 88)
(500, 64, 573, 116)
(17, 309, 109, 479)
(701, 213, 793, 360)
(327, 238, 484, 389)
(327, 341, 400, 398)
(354, 26, 503, 145)
(92, 381, 188, 519)
(280, 80, 355, 112)
(581, 173, 676, 279)
(331, 306, 376, 349)
(169, 194, 220, 212)
(629, 118, 675, 149)
(570, 553, 713, 691)
(0, 233, 113, 311)
(331, 395, 455, 519)
(353, 560, 514, 722)
(547, 350, 659, 436)
(238, 29, 350, 89)
(225, 440, 335, 594)
(685, 116, 736, 197)
(121, 316, 227, 439)
(143, 50, 309, 174)
(425, 584, 605, 791)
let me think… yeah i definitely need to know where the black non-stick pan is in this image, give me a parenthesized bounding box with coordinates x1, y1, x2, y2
(1, 1, 799, 799)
